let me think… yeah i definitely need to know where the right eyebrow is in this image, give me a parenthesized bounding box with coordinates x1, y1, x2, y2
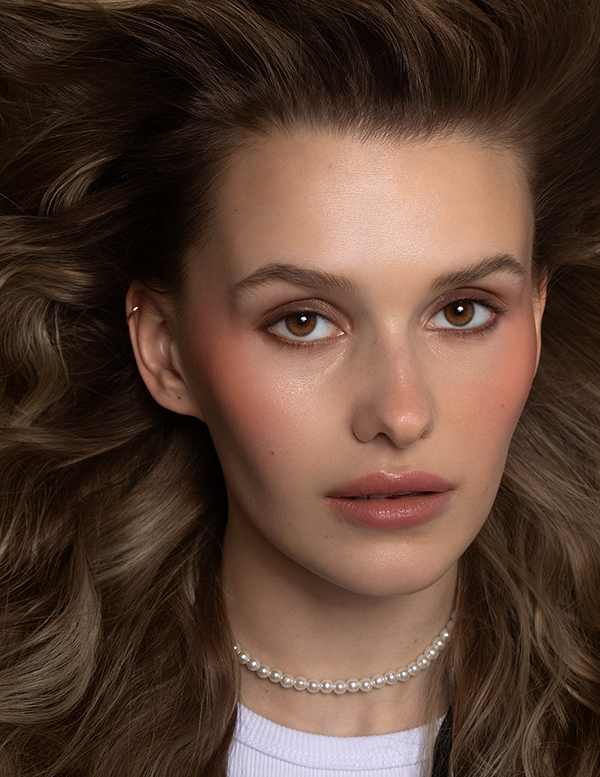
(232, 263, 358, 297)
(429, 254, 527, 292)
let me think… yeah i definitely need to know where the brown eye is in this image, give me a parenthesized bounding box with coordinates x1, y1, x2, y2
(443, 301, 474, 327)
(430, 299, 494, 330)
(285, 312, 317, 336)
(269, 311, 340, 342)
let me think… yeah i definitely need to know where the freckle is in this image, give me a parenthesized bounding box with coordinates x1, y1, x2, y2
(270, 450, 275, 455)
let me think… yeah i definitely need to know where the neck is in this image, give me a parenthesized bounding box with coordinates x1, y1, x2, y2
(222, 517, 455, 736)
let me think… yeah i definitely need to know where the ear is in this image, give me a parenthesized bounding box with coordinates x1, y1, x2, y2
(126, 283, 204, 420)
(532, 268, 548, 371)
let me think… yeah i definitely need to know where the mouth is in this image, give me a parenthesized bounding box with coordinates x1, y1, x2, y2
(349, 491, 433, 500)
(324, 472, 453, 529)
(326, 471, 453, 500)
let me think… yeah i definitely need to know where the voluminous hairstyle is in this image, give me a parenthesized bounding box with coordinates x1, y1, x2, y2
(1, 0, 600, 774)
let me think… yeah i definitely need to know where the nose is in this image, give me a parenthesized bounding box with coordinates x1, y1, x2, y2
(349, 341, 435, 448)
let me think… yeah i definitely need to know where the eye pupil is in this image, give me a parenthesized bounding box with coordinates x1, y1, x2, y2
(286, 312, 317, 336)
(444, 301, 475, 327)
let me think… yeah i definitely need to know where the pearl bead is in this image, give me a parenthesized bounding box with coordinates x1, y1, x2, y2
(333, 681, 347, 694)
(397, 668, 410, 682)
(269, 668, 283, 683)
(407, 662, 420, 676)
(293, 676, 308, 691)
(307, 680, 321, 693)
(359, 677, 373, 692)
(238, 650, 250, 665)
(372, 674, 386, 689)
(347, 679, 360, 693)
(417, 654, 430, 670)
(425, 646, 438, 661)
(256, 664, 271, 678)
(280, 674, 295, 688)
(385, 671, 398, 685)
(440, 628, 451, 641)
(247, 657, 260, 672)
(320, 680, 334, 694)
(433, 638, 445, 651)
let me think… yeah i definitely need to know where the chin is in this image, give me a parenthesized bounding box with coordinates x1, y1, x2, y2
(307, 551, 459, 599)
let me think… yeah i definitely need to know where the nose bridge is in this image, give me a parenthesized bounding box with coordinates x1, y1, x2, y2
(350, 331, 435, 447)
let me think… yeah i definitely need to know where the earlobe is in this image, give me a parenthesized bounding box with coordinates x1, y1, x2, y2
(125, 284, 204, 420)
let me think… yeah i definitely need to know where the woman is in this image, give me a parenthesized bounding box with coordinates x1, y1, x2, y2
(1, 1, 599, 775)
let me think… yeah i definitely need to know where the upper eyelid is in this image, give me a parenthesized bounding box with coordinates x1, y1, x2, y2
(260, 299, 341, 327)
(428, 287, 508, 314)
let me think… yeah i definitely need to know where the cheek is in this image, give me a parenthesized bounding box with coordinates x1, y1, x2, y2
(184, 329, 315, 468)
(443, 320, 539, 463)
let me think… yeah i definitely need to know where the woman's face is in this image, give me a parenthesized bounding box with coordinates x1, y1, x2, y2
(138, 132, 544, 598)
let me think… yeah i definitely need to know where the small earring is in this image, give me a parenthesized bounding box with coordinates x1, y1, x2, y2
(126, 305, 140, 324)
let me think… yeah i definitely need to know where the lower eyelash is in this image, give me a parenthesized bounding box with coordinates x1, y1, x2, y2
(441, 316, 501, 338)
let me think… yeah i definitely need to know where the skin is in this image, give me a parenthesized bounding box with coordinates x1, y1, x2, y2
(127, 131, 545, 736)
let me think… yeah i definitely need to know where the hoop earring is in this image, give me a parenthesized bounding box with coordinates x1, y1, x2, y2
(126, 306, 140, 325)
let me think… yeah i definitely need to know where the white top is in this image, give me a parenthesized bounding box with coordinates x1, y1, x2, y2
(228, 705, 430, 776)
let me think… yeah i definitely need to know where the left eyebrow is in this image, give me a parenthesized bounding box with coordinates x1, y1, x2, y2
(232, 263, 358, 296)
(429, 254, 526, 292)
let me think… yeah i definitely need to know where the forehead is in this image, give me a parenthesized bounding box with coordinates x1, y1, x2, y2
(193, 131, 533, 287)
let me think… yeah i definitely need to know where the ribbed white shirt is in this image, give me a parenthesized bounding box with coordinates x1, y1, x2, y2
(228, 705, 429, 776)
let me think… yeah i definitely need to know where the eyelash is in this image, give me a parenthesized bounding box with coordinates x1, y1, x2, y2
(263, 294, 507, 347)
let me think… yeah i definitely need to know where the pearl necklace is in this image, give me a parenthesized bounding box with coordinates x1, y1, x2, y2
(234, 613, 454, 695)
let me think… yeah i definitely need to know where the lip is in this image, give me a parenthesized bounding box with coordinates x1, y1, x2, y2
(324, 471, 454, 530)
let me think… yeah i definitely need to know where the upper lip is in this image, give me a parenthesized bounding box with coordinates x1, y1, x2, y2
(325, 471, 454, 499)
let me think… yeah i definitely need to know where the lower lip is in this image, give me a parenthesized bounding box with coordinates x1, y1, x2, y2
(324, 491, 452, 530)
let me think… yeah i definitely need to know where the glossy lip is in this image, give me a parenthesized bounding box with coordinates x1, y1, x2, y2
(324, 471, 454, 530)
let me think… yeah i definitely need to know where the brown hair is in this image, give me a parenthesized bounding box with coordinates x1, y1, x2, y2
(1, 1, 599, 774)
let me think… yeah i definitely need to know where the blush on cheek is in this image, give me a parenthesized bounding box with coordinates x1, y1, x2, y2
(496, 325, 539, 407)
(467, 327, 539, 451)
(186, 333, 302, 464)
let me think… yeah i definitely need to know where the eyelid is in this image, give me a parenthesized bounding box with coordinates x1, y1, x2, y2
(260, 298, 340, 324)
(429, 286, 508, 310)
